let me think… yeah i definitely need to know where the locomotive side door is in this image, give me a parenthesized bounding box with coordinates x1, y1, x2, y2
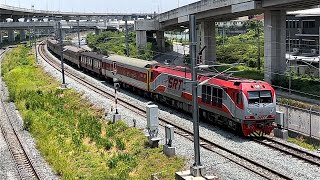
(112, 61, 117, 74)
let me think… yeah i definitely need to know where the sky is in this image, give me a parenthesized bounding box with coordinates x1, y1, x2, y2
(1, 0, 200, 13)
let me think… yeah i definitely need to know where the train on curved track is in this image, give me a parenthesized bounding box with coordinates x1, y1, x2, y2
(47, 38, 277, 136)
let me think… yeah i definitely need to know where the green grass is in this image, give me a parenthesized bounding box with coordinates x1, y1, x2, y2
(288, 137, 320, 151)
(213, 65, 264, 80)
(1, 45, 185, 179)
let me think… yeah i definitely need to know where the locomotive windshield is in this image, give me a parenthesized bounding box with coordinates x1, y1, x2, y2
(248, 90, 272, 104)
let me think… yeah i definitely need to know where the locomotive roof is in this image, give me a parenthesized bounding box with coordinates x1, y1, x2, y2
(64, 45, 86, 53)
(106, 54, 158, 69)
(81, 51, 106, 59)
(153, 66, 269, 90)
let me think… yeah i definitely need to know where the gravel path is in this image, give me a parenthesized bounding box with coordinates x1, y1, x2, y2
(41, 45, 320, 179)
(0, 48, 58, 180)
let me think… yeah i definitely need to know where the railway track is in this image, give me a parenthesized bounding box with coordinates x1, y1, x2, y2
(0, 48, 40, 180)
(38, 43, 295, 179)
(254, 137, 320, 167)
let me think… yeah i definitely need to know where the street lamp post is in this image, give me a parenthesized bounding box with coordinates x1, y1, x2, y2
(58, 22, 67, 88)
(257, 25, 261, 71)
(34, 25, 39, 65)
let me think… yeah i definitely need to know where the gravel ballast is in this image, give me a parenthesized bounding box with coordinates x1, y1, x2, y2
(41, 45, 320, 179)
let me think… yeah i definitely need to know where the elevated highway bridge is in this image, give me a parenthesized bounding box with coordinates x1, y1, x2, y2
(134, 0, 320, 83)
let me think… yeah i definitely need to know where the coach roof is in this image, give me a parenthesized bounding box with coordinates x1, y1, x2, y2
(64, 45, 86, 53)
(81, 51, 107, 59)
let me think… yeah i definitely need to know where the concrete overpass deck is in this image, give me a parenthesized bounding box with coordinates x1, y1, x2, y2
(156, 0, 320, 30)
(0, 4, 154, 17)
(0, 21, 134, 30)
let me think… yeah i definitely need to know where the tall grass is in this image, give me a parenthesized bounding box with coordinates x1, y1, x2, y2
(2, 45, 185, 179)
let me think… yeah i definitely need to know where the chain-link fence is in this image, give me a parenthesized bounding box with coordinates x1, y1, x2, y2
(277, 103, 320, 139)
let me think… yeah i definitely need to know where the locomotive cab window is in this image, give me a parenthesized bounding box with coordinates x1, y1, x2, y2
(260, 90, 272, 103)
(248, 90, 272, 104)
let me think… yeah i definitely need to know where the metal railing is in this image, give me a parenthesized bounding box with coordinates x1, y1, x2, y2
(278, 103, 320, 140)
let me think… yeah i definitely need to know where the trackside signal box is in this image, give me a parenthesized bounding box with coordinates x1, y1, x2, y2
(146, 104, 159, 130)
(276, 111, 284, 128)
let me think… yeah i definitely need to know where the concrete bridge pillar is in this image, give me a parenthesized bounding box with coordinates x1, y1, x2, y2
(197, 24, 201, 57)
(0, 31, 3, 44)
(12, 16, 19, 22)
(8, 30, 15, 42)
(264, 10, 287, 83)
(61, 30, 66, 40)
(201, 21, 216, 65)
(136, 30, 147, 49)
(156, 31, 165, 52)
(20, 30, 27, 41)
(57, 29, 66, 41)
(95, 29, 101, 35)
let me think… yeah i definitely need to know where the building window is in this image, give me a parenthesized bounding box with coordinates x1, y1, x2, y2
(303, 20, 315, 28)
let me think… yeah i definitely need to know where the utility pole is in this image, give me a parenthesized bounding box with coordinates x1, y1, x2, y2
(58, 22, 66, 88)
(288, 30, 291, 95)
(318, 26, 320, 78)
(77, 17, 80, 48)
(125, 17, 129, 56)
(189, 14, 203, 177)
(257, 25, 261, 71)
(34, 24, 38, 64)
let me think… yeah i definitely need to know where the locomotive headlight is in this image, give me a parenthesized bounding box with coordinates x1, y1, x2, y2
(247, 108, 253, 115)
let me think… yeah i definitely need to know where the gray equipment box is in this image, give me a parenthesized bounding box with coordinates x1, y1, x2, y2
(165, 125, 174, 142)
(276, 111, 284, 128)
(146, 104, 159, 129)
